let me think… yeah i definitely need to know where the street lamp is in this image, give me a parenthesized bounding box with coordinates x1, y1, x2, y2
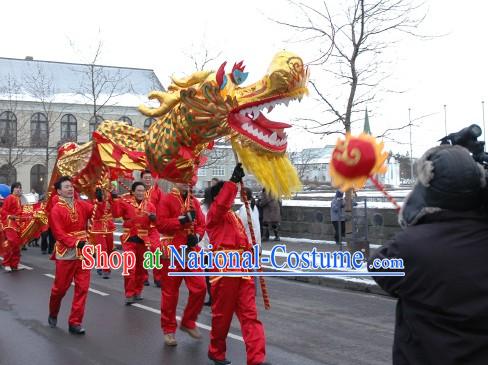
(482, 101, 486, 151)
(443, 104, 447, 136)
(409, 108, 414, 181)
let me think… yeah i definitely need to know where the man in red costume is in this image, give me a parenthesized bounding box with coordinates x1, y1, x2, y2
(1, 182, 24, 271)
(156, 182, 206, 346)
(141, 169, 164, 287)
(91, 189, 115, 279)
(206, 164, 270, 365)
(48, 176, 104, 335)
(112, 181, 158, 305)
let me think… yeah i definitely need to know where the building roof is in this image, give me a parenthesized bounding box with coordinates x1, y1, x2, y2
(0, 57, 163, 107)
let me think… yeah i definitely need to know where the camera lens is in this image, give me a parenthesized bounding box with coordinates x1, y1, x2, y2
(469, 124, 482, 138)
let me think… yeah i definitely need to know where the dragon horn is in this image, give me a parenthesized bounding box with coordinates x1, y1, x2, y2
(171, 71, 212, 88)
(138, 91, 180, 117)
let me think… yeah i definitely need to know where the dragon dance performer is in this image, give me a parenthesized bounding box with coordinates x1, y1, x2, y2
(111, 181, 159, 305)
(156, 182, 206, 347)
(1, 182, 25, 272)
(206, 164, 270, 365)
(91, 189, 116, 279)
(48, 176, 104, 335)
(141, 169, 165, 287)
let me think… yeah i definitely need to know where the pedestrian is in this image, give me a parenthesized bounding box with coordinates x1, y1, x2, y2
(200, 187, 213, 306)
(206, 163, 271, 365)
(238, 187, 261, 247)
(1, 182, 24, 271)
(156, 182, 206, 346)
(210, 177, 220, 187)
(140, 169, 165, 287)
(48, 176, 104, 335)
(330, 190, 345, 247)
(369, 145, 488, 364)
(90, 189, 115, 279)
(258, 188, 281, 241)
(111, 181, 158, 304)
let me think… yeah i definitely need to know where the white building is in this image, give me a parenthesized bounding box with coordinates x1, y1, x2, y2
(0, 56, 162, 193)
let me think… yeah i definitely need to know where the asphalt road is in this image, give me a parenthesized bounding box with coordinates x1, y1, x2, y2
(0, 249, 396, 365)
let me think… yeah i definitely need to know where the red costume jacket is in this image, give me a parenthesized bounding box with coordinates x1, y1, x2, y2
(206, 182, 252, 252)
(112, 195, 158, 246)
(91, 200, 115, 234)
(1, 194, 23, 231)
(50, 197, 102, 258)
(145, 184, 164, 207)
(156, 188, 205, 248)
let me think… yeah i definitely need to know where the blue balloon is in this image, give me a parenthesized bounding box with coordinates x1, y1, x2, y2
(0, 184, 11, 199)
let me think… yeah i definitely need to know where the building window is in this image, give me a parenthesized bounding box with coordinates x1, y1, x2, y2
(89, 115, 104, 136)
(119, 116, 132, 125)
(30, 112, 48, 147)
(0, 111, 17, 147)
(30, 164, 47, 194)
(212, 166, 225, 177)
(60, 114, 77, 142)
(0, 164, 16, 186)
(144, 117, 154, 130)
(197, 168, 207, 177)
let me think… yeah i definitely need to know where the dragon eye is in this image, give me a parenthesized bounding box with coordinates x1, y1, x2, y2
(232, 70, 248, 85)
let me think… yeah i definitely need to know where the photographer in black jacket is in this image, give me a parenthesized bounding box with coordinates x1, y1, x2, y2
(368, 144, 488, 365)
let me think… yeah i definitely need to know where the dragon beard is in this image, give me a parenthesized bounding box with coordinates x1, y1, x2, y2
(232, 139, 301, 198)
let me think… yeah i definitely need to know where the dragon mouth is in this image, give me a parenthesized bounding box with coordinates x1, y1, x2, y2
(228, 95, 303, 152)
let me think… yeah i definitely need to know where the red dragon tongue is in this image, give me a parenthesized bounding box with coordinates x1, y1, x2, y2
(254, 113, 292, 129)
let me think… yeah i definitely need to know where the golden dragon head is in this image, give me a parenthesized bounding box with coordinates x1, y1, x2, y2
(139, 50, 309, 196)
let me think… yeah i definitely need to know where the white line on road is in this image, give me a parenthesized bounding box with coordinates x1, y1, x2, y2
(131, 303, 244, 342)
(43, 274, 110, 296)
(0, 256, 33, 270)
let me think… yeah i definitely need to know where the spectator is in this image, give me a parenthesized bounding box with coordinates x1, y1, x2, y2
(200, 187, 213, 306)
(369, 145, 488, 364)
(330, 190, 345, 246)
(237, 188, 261, 247)
(210, 177, 220, 187)
(258, 188, 281, 241)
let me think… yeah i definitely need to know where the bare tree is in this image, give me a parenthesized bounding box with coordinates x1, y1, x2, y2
(73, 40, 134, 136)
(289, 148, 317, 182)
(273, 0, 425, 137)
(0, 75, 36, 184)
(23, 65, 65, 189)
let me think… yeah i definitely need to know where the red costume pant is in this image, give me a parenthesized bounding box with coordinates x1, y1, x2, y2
(123, 241, 147, 298)
(209, 277, 266, 365)
(150, 244, 163, 284)
(2, 229, 22, 269)
(160, 260, 206, 334)
(93, 233, 114, 273)
(49, 259, 91, 326)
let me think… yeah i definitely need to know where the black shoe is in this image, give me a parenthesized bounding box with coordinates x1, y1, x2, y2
(134, 294, 144, 301)
(204, 300, 212, 306)
(144, 280, 150, 286)
(208, 356, 232, 365)
(96, 269, 102, 276)
(21, 246, 27, 251)
(41, 250, 47, 255)
(154, 280, 161, 288)
(48, 316, 57, 328)
(273, 236, 281, 241)
(102, 272, 110, 279)
(68, 325, 85, 335)
(125, 296, 136, 305)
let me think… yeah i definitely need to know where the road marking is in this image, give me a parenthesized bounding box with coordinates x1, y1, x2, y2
(131, 303, 244, 342)
(0, 257, 33, 270)
(43, 274, 110, 296)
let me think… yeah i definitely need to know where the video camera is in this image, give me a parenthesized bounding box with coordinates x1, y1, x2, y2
(439, 124, 488, 167)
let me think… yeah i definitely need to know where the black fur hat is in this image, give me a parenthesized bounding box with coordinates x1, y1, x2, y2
(399, 145, 486, 227)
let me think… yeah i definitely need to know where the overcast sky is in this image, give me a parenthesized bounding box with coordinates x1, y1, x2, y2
(1, 0, 487, 157)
